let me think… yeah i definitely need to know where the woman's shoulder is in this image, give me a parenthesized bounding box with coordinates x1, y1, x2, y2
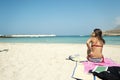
(87, 37, 97, 43)
(90, 37, 97, 41)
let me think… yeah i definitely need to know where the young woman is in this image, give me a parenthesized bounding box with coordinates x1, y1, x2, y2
(86, 29, 105, 62)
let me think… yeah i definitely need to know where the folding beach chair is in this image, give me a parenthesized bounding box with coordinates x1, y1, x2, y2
(72, 62, 93, 80)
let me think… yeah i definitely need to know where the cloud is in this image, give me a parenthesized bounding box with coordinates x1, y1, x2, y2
(115, 16, 120, 26)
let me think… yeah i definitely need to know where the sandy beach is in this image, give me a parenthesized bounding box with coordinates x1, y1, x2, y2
(0, 43, 120, 80)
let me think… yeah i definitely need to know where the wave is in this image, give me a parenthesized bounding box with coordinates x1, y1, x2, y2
(0, 34, 56, 38)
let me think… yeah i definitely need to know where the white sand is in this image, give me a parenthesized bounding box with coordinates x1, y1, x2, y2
(0, 43, 120, 80)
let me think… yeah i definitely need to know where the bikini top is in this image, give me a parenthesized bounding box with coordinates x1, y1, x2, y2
(92, 45, 103, 47)
(91, 41, 103, 47)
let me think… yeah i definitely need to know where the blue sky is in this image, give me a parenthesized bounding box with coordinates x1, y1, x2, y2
(0, 0, 120, 35)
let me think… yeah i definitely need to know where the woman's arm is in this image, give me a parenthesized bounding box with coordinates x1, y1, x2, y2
(86, 38, 92, 50)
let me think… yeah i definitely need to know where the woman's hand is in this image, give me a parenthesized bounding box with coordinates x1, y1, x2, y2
(87, 48, 91, 55)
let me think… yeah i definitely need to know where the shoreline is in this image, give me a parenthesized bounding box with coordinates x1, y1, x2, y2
(0, 42, 120, 46)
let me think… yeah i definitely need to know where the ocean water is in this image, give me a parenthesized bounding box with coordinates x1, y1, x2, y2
(0, 36, 120, 45)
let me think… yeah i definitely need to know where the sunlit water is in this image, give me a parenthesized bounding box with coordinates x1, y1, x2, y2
(0, 36, 120, 45)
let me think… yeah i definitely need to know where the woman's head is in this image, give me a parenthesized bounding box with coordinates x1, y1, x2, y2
(93, 28, 105, 44)
(94, 29, 102, 37)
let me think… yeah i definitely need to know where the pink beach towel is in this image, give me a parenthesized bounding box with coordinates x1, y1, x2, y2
(82, 58, 120, 73)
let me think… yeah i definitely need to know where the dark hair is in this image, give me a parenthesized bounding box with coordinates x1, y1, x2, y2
(94, 28, 105, 44)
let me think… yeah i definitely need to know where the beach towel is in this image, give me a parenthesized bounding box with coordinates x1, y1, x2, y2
(82, 58, 120, 73)
(71, 57, 120, 80)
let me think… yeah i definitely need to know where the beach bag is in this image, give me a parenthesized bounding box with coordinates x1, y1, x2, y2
(92, 66, 120, 80)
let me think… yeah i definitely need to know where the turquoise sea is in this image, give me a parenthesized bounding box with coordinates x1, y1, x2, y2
(0, 36, 120, 45)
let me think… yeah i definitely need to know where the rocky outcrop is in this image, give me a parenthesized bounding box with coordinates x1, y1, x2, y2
(103, 26, 120, 36)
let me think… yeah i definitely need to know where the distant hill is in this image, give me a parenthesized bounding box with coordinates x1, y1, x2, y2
(114, 25, 120, 30)
(103, 26, 120, 36)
